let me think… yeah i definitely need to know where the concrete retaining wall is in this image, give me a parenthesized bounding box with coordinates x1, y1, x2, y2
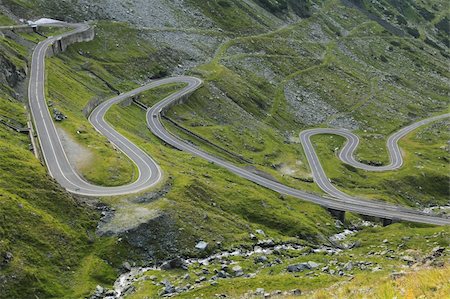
(47, 26, 95, 57)
(160, 91, 199, 113)
(0, 25, 34, 33)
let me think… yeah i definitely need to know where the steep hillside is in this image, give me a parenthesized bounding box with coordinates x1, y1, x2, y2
(2, 0, 310, 31)
(0, 19, 131, 298)
(0, 0, 449, 298)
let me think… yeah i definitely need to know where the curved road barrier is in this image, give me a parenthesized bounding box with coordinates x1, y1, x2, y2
(27, 23, 450, 225)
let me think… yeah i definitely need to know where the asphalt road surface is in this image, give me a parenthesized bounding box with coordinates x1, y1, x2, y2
(299, 113, 450, 201)
(146, 86, 450, 225)
(29, 22, 165, 196)
(28, 23, 450, 225)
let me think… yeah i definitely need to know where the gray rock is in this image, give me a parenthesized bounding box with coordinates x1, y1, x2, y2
(122, 261, 132, 272)
(217, 270, 228, 278)
(3, 252, 13, 264)
(432, 246, 445, 256)
(95, 285, 104, 295)
(161, 257, 187, 270)
(255, 229, 266, 236)
(255, 288, 265, 295)
(287, 263, 311, 272)
(123, 285, 136, 296)
(195, 241, 209, 251)
(232, 265, 244, 277)
(162, 279, 175, 294)
(291, 289, 302, 296)
(401, 256, 416, 263)
(254, 255, 268, 263)
(307, 261, 320, 268)
(105, 289, 116, 296)
(343, 262, 353, 271)
(258, 239, 275, 247)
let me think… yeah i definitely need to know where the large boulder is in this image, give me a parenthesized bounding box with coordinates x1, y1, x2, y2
(287, 263, 311, 272)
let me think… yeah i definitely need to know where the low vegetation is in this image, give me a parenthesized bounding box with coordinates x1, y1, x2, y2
(0, 0, 448, 298)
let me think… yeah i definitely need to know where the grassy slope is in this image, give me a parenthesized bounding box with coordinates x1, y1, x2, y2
(310, 265, 450, 299)
(0, 19, 137, 299)
(0, 12, 15, 25)
(2, 15, 338, 297)
(0, 84, 121, 299)
(312, 119, 449, 206)
(46, 56, 137, 187)
(0, 1, 448, 297)
(166, 0, 449, 207)
(104, 101, 336, 245)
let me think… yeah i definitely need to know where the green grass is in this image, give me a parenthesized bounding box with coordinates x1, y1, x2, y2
(0, 94, 127, 298)
(1, 0, 449, 297)
(104, 102, 336, 246)
(137, 82, 187, 107)
(65, 21, 173, 85)
(46, 57, 137, 187)
(0, 12, 14, 25)
(310, 118, 449, 206)
(162, 0, 449, 209)
(310, 265, 450, 298)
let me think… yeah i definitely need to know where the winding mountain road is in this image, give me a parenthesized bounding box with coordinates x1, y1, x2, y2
(299, 113, 450, 201)
(27, 23, 450, 225)
(28, 22, 165, 196)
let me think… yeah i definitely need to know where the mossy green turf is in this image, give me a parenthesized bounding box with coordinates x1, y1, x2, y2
(136, 83, 187, 107)
(0, 12, 14, 25)
(104, 102, 335, 245)
(46, 56, 137, 187)
(1, 18, 336, 297)
(164, 0, 449, 206)
(0, 0, 449, 297)
(0, 21, 134, 297)
(0, 94, 132, 298)
(310, 119, 449, 206)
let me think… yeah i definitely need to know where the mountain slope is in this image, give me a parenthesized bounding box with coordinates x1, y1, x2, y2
(0, 0, 449, 298)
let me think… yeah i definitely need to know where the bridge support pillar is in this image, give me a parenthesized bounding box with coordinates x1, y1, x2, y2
(327, 208, 345, 223)
(382, 218, 393, 226)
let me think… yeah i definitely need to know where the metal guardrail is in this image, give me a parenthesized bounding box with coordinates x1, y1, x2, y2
(133, 98, 251, 164)
(0, 114, 29, 133)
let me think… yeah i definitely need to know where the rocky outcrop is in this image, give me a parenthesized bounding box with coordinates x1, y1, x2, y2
(0, 54, 26, 89)
(114, 212, 183, 261)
